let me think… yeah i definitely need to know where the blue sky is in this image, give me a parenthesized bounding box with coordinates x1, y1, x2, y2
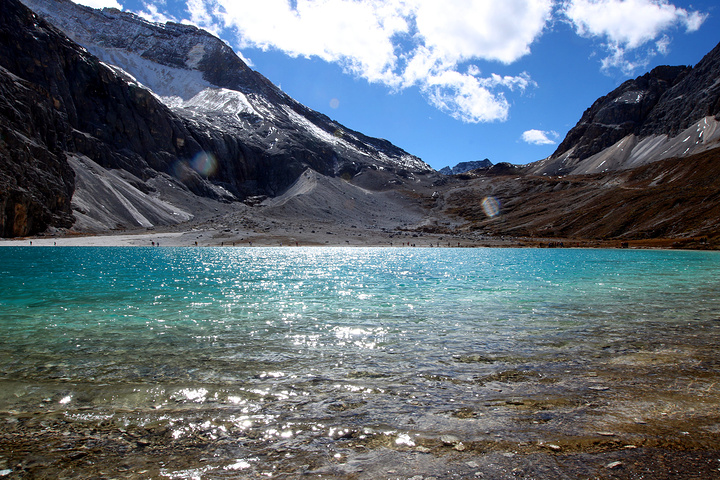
(75, 0, 719, 171)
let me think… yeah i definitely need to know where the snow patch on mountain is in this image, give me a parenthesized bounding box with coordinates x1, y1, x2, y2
(279, 105, 431, 172)
(21, 0, 220, 100)
(615, 90, 645, 104)
(89, 47, 212, 101)
(283, 105, 355, 150)
(179, 88, 260, 117)
(379, 152, 431, 172)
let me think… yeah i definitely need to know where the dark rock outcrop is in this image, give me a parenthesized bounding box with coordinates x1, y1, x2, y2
(0, 2, 76, 236)
(551, 65, 691, 163)
(640, 42, 720, 137)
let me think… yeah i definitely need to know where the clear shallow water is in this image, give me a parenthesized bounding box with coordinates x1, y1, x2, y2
(1, 247, 719, 478)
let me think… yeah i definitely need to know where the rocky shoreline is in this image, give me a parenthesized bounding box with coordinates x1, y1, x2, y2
(1, 411, 719, 479)
(2, 343, 719, 479)
(0, 227, 716, 250)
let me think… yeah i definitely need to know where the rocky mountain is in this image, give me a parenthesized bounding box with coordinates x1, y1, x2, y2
(1, 0, 89, 236)
(528, 42, 720, 176)
(1, 0, 432, 237)
(439, 159, 492, 175)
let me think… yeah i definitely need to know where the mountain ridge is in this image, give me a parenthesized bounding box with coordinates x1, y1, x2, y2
(439, 159, 493, 175)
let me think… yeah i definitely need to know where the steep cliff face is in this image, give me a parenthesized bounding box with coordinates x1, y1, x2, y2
(0, 0, 236, 235)
(529, 42, 720, 175)
(552, 66, 690, 162)
(640, 42, 720, 137)
(0, 2, 77, 236)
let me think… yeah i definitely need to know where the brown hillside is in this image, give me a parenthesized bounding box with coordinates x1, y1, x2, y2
(441, 149, 720, 243)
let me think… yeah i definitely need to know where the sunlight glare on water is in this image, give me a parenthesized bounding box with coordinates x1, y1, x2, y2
(1, 246, 719, 477)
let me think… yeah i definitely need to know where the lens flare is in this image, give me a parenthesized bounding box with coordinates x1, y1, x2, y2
(481, 196, 500, 218)
(191, 152, 218, 177)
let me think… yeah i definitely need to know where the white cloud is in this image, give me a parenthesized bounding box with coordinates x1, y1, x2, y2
(72, 0, 123, 9)
(422, 71, 535, 123)
(185, 0, 224, 36)
(121, 0, 709, 122)
(655, 35, 670, 55)
(522, 129, 559, 145)
(137, 3, 177, 24)
(207, 0, 407, 87)
(412, 0, 553, 66)
(562, 0, 708, 73)
(425, 71, 511, 123)
(182, 0, 553, 123)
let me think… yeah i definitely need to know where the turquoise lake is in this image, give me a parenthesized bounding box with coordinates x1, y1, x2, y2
(1, 247, 719, 478)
